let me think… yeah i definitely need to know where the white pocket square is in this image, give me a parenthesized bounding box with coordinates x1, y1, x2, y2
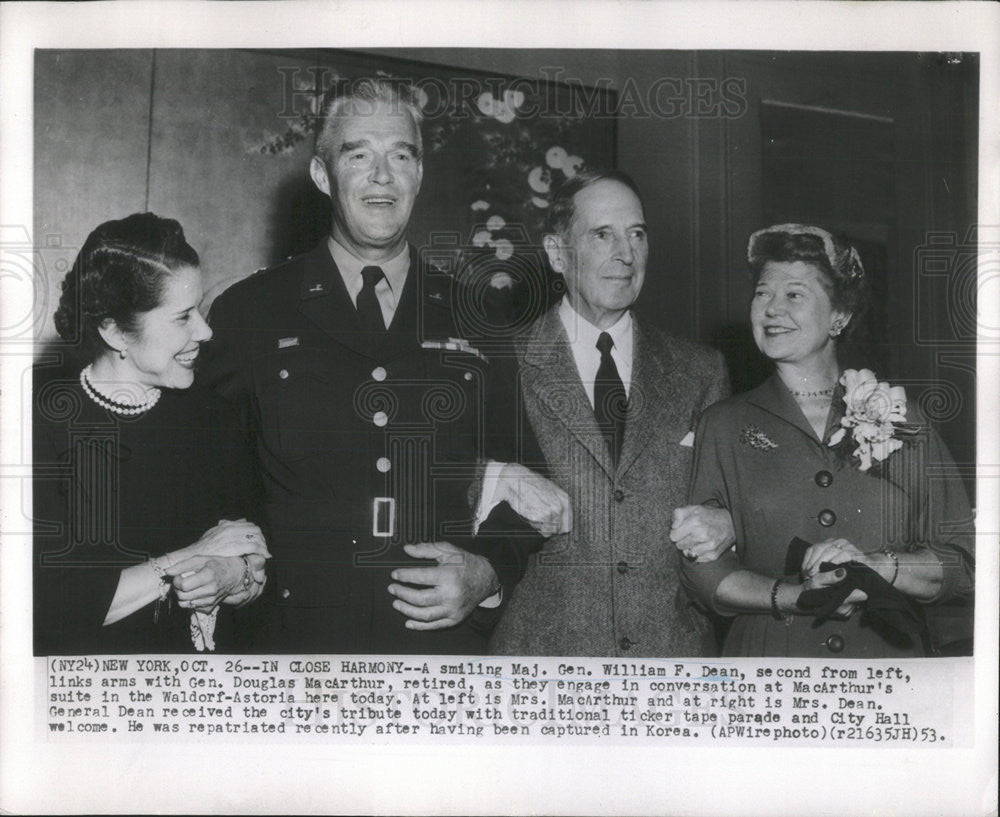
(679, 431, 695, 448)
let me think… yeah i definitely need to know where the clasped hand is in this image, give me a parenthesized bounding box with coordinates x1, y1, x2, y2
(494, 463, 571, 537)
(669, 505, 735, 562)
(165, 519, 270, 613)
(800, 537, 869, 618)
(388, 542, 499, 630)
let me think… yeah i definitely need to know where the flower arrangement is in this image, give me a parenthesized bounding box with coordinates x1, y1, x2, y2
(828, 369, 916, 471)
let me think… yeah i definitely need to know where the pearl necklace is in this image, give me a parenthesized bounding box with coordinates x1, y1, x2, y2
(80, 365, 161, 416)
(789, 386, 835, 398)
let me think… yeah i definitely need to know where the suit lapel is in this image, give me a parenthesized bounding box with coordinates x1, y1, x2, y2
(617, 317, 683, 475)
(521, 307, 615, 479)
(745, 373, 838, 445)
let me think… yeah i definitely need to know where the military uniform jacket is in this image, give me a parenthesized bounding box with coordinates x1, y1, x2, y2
(489, 306, 730, 657)
(680, 374, 975, 658)
(202, 242, 539, 653)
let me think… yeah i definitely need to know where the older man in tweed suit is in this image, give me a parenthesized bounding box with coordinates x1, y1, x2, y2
(488, 170, 730, 657)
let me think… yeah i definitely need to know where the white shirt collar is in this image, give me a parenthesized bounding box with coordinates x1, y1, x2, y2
(558, 296, 632, 350)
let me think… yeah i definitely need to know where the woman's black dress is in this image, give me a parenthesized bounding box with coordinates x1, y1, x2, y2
(33, 362, 256, 654)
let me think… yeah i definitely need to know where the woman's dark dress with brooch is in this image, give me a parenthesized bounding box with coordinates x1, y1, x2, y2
(33, 362, 255, 654)
(681, 374, 975, 658)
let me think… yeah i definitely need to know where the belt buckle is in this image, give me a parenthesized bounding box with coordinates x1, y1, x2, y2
(372, 497, 396, 538)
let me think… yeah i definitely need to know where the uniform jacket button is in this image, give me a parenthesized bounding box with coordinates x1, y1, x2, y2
(619, 636, 634, 651)
(376, 457, 391, 473)
(278, 369, 289, 380)
(373, 411, 388, 427)
(814, 470, 833, 487)
(371, 366, 387, 381)
(824, 634, 845, 653)
(617, 561, 628, 574)
(281, 588, 291, 599)
(613, 489, 625, 502)
(818, 509, 837, 527)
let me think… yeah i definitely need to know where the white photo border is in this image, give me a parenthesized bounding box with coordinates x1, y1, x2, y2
(1, 2, 997, 815)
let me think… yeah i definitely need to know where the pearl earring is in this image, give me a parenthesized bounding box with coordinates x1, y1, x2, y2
(119, 347, 128, 360)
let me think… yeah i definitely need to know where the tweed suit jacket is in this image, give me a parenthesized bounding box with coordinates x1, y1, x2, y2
(489, 305, 730, 657)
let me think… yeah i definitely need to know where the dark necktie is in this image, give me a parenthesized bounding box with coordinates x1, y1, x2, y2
(594, 331, 627, 464)
(357, 266, 387, 331)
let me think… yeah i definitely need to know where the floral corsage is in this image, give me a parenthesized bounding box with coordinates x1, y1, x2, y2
(828, 369, 919, 472)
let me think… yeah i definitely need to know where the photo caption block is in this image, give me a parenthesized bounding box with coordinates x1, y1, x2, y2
(38, 655, 972, 746)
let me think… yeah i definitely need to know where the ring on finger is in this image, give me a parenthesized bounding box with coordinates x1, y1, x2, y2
(683, 551, 697, 562)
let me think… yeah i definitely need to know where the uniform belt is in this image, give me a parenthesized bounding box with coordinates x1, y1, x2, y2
(265, 496, 397, 540)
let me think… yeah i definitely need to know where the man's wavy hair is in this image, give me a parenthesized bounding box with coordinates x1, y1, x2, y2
(314, 77, 424, 166)
(544, 169, 645, 239)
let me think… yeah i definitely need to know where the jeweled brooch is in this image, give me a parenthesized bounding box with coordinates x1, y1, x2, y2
(740, 424, 778, 451)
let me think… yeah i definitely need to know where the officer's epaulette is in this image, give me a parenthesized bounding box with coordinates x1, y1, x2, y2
(265, 253, 305, 273)
(236, 253, 299, 284)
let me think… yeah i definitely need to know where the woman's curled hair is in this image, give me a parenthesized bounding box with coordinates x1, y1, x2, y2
(54, 213, 199, 363)
(747, 223, 871, 337)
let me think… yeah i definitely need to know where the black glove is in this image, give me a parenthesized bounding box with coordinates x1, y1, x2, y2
(784, 537, 924, 645)
(797, 560, 925, 642)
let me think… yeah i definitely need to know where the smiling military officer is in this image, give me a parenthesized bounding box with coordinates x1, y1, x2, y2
(201, 78, 552, 653)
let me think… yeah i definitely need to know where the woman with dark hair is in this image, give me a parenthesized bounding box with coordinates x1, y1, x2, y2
(679, 224, 974, 657)
(34, 213, 269, 654)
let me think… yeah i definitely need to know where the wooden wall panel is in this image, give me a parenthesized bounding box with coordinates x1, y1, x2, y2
(146, 49, 322, 305)
(34, 50, 154, 344)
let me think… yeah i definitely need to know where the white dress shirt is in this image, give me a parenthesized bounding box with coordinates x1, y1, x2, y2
(328, 238, 409, 327)
(557, 296, 634, 406)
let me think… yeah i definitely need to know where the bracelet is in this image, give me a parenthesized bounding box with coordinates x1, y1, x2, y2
(149, 557, 169, 592)
(881, 548, 899, 586)
(150, 557, 171, 623)
(770, 578, 788, 621)
(240, 556, 252, 591)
